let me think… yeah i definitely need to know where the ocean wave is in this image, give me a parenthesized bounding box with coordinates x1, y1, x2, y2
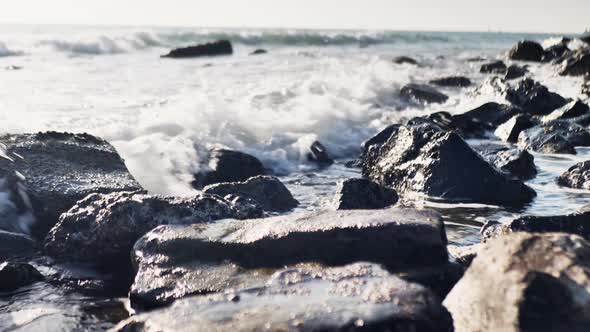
(0, 42, 24, 57)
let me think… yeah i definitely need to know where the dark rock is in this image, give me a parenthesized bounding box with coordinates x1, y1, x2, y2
(448, 244, 481, 267)
(505, 64, 528, 80)
(429, 76, 472, 87)
(191, 148, 266, 189)
(0, 230, 36, 259)
(508, 40, 545, 62)
(203, 175, 298, 213)
(361, 124, 400, 153)
(495, 114, 538, 143)
(221, 195, 265, 219)
(161, 40, 233, 58)
(543, 43, 571, 62)
(481, 148, 537, 180)
(560, 49, 590, 76)
(333, 178, 398, 210)
(449, 102, 520, 137)
(129, 208, 448, 308)
(420, 108, 509, 139)
(400, 84, 449, 104)
(465, 56, 487, 62)
(505, 78, 568, 115)
(583, 78, 590, 96)
(445, 233, 590, 332)
(0, 132, 143, 238)
(393, 56, 418, 65)
(249, 49, 267, 55)
(558, 161, 590, 190)
(119, 263, 454, 332)
(43, 191, 238, 270)
(362, 122, 536, 207)
(480, 220, 505, 242)
(543, 99, 590, 122)
(306, 141, 334, 165)
(480, 60, 507, 74)
(0, 262, 44, 292)
(582, 35, 590, 45)
(518, 121, 590, 154)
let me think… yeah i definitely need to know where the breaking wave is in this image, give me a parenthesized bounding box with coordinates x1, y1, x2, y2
(0, 42, 24, 57)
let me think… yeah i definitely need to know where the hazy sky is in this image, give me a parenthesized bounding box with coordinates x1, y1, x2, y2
(1, 0, 588, 33)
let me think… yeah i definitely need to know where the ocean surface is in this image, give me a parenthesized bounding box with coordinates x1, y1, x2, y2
(1, 25, 590, 330)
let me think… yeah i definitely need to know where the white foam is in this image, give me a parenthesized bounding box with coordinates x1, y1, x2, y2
(0, 42, 23, 57)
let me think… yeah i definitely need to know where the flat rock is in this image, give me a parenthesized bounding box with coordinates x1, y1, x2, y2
(558, 161, 590, 190)
(129, 208, 448, 308)
(518, 121, 590, 154)
(192, 148, 266, 189)
(495, 114, 538, 143)
(0, 230, 36, 259)
(508, 40, 544, 62)
(0, 132, 142, 238)
(505, 78, 568, 116)
(400, 84, 448, 104)
(480, 60, 507, 74)
(118, 263, 453, 332)
(203, 175, 298, 213)
(333, 178, 398, 210)
(445, 233, 590, 332)
(429, 76, 471, 87)
(161, 40, 233, 58)
(0, 262, 44, 292)
(543, 99, 589, 123)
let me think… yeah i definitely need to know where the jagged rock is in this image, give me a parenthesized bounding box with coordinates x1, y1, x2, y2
(191, 148, 266, 189)
(0, 262, 44, 292)
(393, 56, 418, 65)
(249, 49, 267, 55)
(560, 49, 590, 76)
(361, 124, 399, 153)
(0, 230, 36, 259)
(495, 114, 538, 143)
(362, 122, 536, 206)
(543, 43, 571, 62)
(543, 99, 589, 123)
(333, 178, 398, 210)
(44, 191, 237, 270)
(0, 132, 142, 238)
(306, 141, 334, 165)
(203, 175, 298, 213)
(118, 263, 453, 332)
(161, 40, 233, 58)
(445, 233, 590, 332)
(129, 208, 448, 308)
(448, 244, 481, 267)
(429, 76, 471, 87)
(505, 64, 528, 80)
(508, 40, 544, 62)
(480, 60, 507, 74)
(558, 161, 590, 190)
(505, 78, 568, 116)
(480, 147, 537, 180)
(518, 121, 590, 154)
(400, 84, 448, 104)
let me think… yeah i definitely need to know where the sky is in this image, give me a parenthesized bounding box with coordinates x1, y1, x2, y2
(0, 0, 588, 33)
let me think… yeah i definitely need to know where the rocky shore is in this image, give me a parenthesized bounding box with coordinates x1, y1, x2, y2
(2, 35, 590, 331)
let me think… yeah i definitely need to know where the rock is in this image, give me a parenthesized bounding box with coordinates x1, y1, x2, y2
(518, 121, 590, 154)
(543, 99, 590, 123)
(0, 132, 143, 238)
(333, 178, 398, 210)
(429, 76, 471, 87)
(480, 147, 537, 180)
(360, 124, 399, 153)
(453, 102, 519, 134)
(0, 262, 44, 292)
(306, 141, 334, 165)
(508, 40, 545, 62)
(118, 263, 453, 332)
(420, 106, 514, 139)
(0, 230, 36, 259)
(222, 195, 265, 219)
(448, 244, 481, 267)
(393, 56, 418, 65)
(129, 208, 449, 308)
(582, 35, 590, 45)
(505, 64, 528, 80)
(203, 175, 298, 213)
(43, 191, 238, 270)
(480, 60, 507, 74)
(191, 148, 266, 189)
(465, 56, 487, 62)
(583, 78, 590, 96)
(400, 84, 448, 104)
(249, 49, 267, 55)
(495, 114, 538, 143)
(444, 233, 590, 332)
(362, 122, 536, 207)
(505, 78, 568, 116)
(560, 49, 590, 76)
(161, 40, 233, 58)
(543, 43, 571, 62)
(558, 161, 590, 190)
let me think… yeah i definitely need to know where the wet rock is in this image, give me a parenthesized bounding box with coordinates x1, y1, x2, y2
(429, 76, 472, 87)
(161, 40, 233, 58)
(480, 60, 507, 74)
(203, 175, 298, 213)
(465, 56, 487, 62)
(393, 56, 418, 65)
(119, 263, 453, 332)
(129, 208, 448, 308)
(191, 148, 266, 189)
(44, 191, 237, 270)
(543, 99, 589, 123)
(222, 195, 265, 219)
(495, 114, 538, 143)
(479, 220, 505, 242)
(481, 147, 537, 180)
(306, 141, 334, 166)
(583, 78, 590, 96)
(508, 40, 544, 62)
(505, 64, 528, 80)
(360, 124, 400, 153)
(451, 102, 520, 136)
(362, 122, 536, 207)
(0, 132, 143, 238)
(0, 262, 44, 292)
(558, 161, 590, 190)
(582, 35, 590, 45)
(444, 233, 590, 332)
(505, 78, 568, 116)
(0, 230, 36, 259)
(333, 178, 398, 210)
(560, 48, 590, 76)
(448, 244, 481, 267)
(518, 121, 590, 154)
(400, 83, 449, 104)
(543, 43, 571, 62)
(249, 49, 267, 55)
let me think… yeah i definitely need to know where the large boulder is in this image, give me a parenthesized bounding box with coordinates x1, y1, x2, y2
(362, 122, 536, 207)
(429, 76, 471, 87)
(0, 262, 44, 292)
(0, 132, 142, 238)
(400, 84, 449, 104)
(543, 99, 589, 123)
(161, 40, 233, 58)
(118, 263, 453, 332)
(480, 60, 507, 74)
(560, 49, 590, 76)
(43, 191, 238, 270)
(518, 121, 590, 154)
(495, 114, 538, 143)
(445, 233, 590, 332)
(508, 40, 544, 62)
(558, 161, 590, 190)
(0, 230, 36, 259)
(202, 175, 298, 213)
(129, 208, 449, 308)
(333, 178, 398, 210)
(191, 148, 266, 189)
(505, 78, 568, 116)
